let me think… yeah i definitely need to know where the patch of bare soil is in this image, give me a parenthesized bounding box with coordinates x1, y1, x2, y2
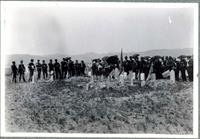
(5, 76, 193, 134)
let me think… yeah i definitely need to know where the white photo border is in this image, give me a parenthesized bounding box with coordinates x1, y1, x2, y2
(0, 1, 199, 138)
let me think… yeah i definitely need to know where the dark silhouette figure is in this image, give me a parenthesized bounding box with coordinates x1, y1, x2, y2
(135, 57, 140, 80)
(42, 60, 48, 79)
(74, 60, 80, 76)
(123, 56, 131, 75)
(18, 60, 26, 82)
(48, 59, 54, 73)
(153, 58, 163, 79)
(187, 58, 193, 81)
(28, 59, 35, 82)
(80, 60, 86, 76)
(174, 59, 180, 81)
(11, 61, 18, 83)
(36, 60, 42, 80)
(54, 59, 61, 79)
(68, 60, 75, 77)
(140, 57, 149, 80)
(61, 58, 67, 79)
(180, 58, 187, 81)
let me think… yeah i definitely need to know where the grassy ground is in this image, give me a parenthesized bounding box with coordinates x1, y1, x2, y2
(5, 76, 193, 134)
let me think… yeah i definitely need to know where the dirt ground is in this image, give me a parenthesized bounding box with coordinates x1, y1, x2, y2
(5, 76, 193, 134)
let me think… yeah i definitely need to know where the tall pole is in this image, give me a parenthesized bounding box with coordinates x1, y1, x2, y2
(120, 48, 123, 73)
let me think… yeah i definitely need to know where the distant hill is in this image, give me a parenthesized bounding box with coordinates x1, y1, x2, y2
(138, 48, 193, 57)
(6, 48, 193, 67)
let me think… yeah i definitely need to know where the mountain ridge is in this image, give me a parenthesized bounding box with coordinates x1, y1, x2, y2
(6, 48, 193, 67)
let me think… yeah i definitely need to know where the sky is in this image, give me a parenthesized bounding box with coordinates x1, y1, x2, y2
(2, 2, 195, 55)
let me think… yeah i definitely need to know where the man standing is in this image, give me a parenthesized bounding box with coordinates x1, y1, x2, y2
(54, 59, 61, 79)
(140, 57, 149, 80)
(123, 56, 130, 75)
(11, 61, 18, 83)
(61, 58, 67, 79)
(48, 59, 54, 80)
(68, 59, 75, 77)
(135, 56, 140, 80)
(74, 60, 81, 76)
(80, 60, 86, 76)
(187, 57, 193, 81)
(174, 58, 180, 81)
(65, 57, 71, 78)
(166, 56, 175, 71)
(48, 59, 54, 74)
(91, 60, 98, 77)
(180, 58, 187, 81)
(28, 59, 35, 82)
(130, 57, 137, 76)
(18, 60, 26, 82)
(42, 60, 48, 79)
(153, 58, 163, 79)
(36, 60, 42, 80)
(74, 60, 78, 76)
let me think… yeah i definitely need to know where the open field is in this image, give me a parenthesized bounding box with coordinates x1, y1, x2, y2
(5, 76, 193, 134)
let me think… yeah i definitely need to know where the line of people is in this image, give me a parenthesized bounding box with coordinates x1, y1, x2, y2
(91, 55, 193, 82)
(10, 55, 193, 83)
(11, 58, 86, 83)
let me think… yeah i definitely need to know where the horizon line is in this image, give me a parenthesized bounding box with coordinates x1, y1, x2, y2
(5, 47, 193, 56)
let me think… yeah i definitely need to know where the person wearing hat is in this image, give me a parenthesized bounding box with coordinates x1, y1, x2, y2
(61, 58, 67, 79)
(130, 56, 137, 73)
(74, 60, 81, 76)
(67, 59, 74, 77)
(54, 59, 61, 79)
(91, 60, 98, 77)
(97, 60, 103, 78)
(174, 58, 180, 81)
(11, 61, 18, 83)
(140, 57, 149, 80)
(67, 59, 71, 77)
(48, 59, 54, 76)
(134, 56, 140, 80)
(80, 60, 86, 76)
(166, 56, 175, 71)
(28, 59, 35, 82)
(65, 57, 70, 77)
(36, 60, 42, 80)
(179, 57, 187, 81)
(18, 60, 26, 82)
(187, 56, 193, 81)
(123, 56, 131, 75)
(42, 60, 48, 79)
(48, 59, 54, 81)
(153, 58, 163, 79)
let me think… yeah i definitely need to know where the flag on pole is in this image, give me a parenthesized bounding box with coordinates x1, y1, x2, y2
(120, 48, 123, 72)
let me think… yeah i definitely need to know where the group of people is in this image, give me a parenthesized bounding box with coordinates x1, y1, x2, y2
(91, 55, 193, 82)
(10, 55, 193, 83)
(10, 58, 86, 83)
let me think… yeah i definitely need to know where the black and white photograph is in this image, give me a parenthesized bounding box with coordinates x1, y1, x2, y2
(1, 1, 199, 138)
